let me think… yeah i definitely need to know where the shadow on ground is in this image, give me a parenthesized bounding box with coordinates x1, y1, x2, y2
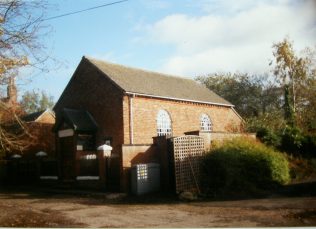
(0, 182, 316, 228)
(0, 180, 315, 206)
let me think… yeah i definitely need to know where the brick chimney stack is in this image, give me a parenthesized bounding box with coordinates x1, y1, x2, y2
(7, 77, 17, 103)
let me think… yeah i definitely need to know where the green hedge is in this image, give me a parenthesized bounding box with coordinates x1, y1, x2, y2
(201, 137, 290, 196)
(256, 127, 281, 148)
(256, 126, 316, 157)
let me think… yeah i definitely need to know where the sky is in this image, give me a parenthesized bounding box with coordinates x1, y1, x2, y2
(17, 0, 316, 101)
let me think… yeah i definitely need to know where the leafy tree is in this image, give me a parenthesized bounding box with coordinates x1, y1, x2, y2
(300, 76, 316, 131)
(283, 85, 295, 126)
(296, 47, 316, 131)
(197, 39, 315, 134)
(20, 90, 54, 113)
(272, 38, 316, 128)
(196, 73, 281, 117)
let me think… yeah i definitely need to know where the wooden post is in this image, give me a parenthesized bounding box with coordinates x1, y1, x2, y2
(97, 144, 112, 189)
(98, 151, 106, 182)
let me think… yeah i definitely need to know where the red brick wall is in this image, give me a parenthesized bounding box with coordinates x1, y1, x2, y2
(54, 59, 126, 190)
(54, 59, 125, 156)
(7, 112, 56, 159)
(123, 95, 243, 145)
(9, 122, 55, 159)
(122, 144, 158, 167)
(122, 96, 131, 144)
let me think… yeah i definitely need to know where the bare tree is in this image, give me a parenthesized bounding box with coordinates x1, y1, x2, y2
(0, 0, 51, 157)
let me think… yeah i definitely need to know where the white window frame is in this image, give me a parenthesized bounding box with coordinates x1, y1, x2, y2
(200, 114, 212, 132)
(157, 109, 172, 136)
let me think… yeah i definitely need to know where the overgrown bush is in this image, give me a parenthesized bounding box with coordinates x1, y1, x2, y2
(301, 134, 316, 157)
(280, 126, 305, 154)
(201, 137, 290, 196)
(286, 154, 316, 181)
(256, 127, 281, 148)
(256, 126, 315, 158)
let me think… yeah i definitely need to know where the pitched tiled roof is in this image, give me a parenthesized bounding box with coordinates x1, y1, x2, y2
(85, 57, 232, 106)
(21, 109, 54, 122)
(21, 110, 45, 122)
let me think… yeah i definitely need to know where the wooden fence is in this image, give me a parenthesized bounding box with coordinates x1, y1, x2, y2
(169, 135, 205, 193)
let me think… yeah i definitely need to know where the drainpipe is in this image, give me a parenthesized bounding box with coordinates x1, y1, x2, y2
(129, 94, 135, 144)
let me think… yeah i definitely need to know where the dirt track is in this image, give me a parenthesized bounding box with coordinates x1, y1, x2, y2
(0, 188, 316, 228)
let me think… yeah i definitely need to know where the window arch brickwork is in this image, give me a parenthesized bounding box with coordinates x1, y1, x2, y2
(200, 114, 212, 131)
(157, 109, 172, 136)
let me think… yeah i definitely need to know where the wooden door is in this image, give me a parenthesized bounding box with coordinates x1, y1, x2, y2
(60, 136, 75, 180)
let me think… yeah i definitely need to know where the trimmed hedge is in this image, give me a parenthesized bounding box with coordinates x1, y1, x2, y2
(201, 137, 290, 195)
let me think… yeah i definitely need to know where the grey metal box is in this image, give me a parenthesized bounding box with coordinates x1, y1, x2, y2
(131, 163, 160, 195)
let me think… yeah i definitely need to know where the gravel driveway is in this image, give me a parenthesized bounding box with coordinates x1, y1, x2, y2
(0, 188, 315, 227)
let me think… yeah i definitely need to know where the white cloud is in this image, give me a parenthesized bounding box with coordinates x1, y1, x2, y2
(190, 0, 284, 15)
(140, 0, 316, 76)
(162, 44, 272, 77)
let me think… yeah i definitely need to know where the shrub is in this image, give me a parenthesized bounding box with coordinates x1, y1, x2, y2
(201, 137, 290, 196)
(280, 126, 305, 154)
(256, 126, 315, 157)
(301, 134, 316, 157)
(286, 154, 316, 181)
(256, 127, 281, 148)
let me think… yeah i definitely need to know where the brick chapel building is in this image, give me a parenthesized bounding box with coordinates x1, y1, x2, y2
(53, 56, 244, 191)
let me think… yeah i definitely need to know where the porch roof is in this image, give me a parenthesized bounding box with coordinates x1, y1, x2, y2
(54, 108, 98, 133)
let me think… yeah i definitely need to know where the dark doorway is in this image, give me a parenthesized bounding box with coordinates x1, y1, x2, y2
(60, 136, 75, 180)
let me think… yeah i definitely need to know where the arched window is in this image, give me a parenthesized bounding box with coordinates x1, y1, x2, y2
(157, 109, 172, 136)
(200, 114, 212, 131)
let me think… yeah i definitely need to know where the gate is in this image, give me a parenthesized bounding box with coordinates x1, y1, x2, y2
(169, 135, 205, 193)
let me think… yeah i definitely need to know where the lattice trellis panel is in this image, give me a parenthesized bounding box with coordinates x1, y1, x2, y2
(170, 135, 204, 193)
